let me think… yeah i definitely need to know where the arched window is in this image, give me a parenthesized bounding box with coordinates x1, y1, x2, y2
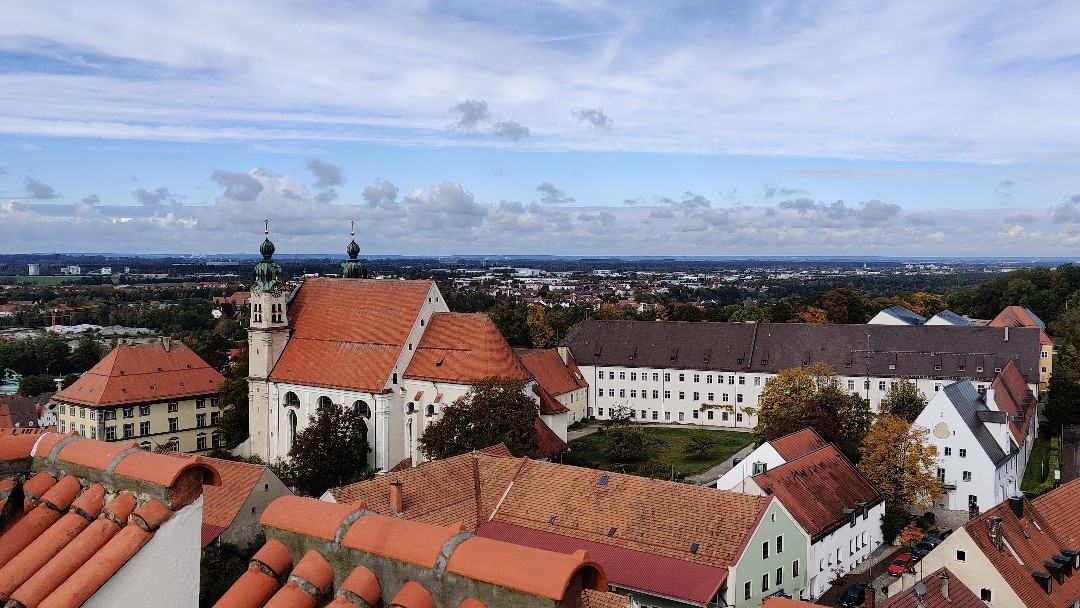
(392, 373, 398, 385)
(317, 395, 334, 410)
(353, 400, 371, 419)
(287, 410, 298, 452)
(425, 404, 435, 417)
(283, 391, 300, 408)
(406, 402, 416, 415)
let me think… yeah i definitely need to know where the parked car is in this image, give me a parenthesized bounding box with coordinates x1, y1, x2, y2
(923, 527, 953, 545)
(911, 541, 936, 559)
(888, 553, 916, 576)
(839, 582, 868, 608)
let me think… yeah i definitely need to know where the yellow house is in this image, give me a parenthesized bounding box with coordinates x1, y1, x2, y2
(990, 306, 1054, 391)
(51, 337, 226, 453)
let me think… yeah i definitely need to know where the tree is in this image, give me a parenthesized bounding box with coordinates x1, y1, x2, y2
(419, 377, 539, 460)
(216, 353, 250, 449)
(67, 335, 103, 373)
(752, 363, 872, 461)
(899, 522, 925, 546)
(683, 427, 719, 460)
(289, 402, 373, 497)
(526, 306, 556, 348)
(18, 374, 55, 397)
(1046, 345, 1080, 428)
(604, 426, 662, 474)
(858, 413, 943, 512)
(879, 378, 928, 422)
(487, 304, 530, 348)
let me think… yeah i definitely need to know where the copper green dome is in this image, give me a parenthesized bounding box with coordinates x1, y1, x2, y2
(342, 224, 363, 278)
(259, 237, 275, 260)
(253, 223, 283, 292)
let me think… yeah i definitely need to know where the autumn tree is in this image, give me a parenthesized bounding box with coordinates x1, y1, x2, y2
(858, 413, 943, 512)
(419, 377, 539, 460)
(899, 522, 925, 546)
(880, 378, 928, 422)
(289, 401, 372, 497)
(752, 363, 872, 461)
(526, 305, 556, 348)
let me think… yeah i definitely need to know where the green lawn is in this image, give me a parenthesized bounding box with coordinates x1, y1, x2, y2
(1022, 434, 1053, 495)
(567, 425, 753, 480)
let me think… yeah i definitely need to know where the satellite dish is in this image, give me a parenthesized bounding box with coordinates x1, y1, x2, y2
(914, 582, 926, 596)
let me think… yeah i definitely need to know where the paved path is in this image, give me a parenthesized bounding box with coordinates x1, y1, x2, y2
(814, 545, 902, 607)
(687, 443, 756, 485)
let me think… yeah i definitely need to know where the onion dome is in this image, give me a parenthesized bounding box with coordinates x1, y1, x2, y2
(253, 220, 284, 292)
(341, 221, 363, 278)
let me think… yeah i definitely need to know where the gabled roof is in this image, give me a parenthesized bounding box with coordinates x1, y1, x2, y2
(534, 384, 570, 415)
(768, 427, 827, 461)
(404, 312, 530, 384)
(874, 305, 927, 325)
(329, 450, 771, 606)
(269, 278, 432, 392)
(564, 320, 1042, 383)
(752, 444, 882, 542)
(992, 360, 1038, 445)
(991, 306, 1053, 346)
(534, 417, 568, 457)
(0, 430, 219, 606)
(965, 495, 1080, 608)
(1032, 476, 1080, 547)
(878, 567, 984, 608)
(518, 348, 588, 396)
(52, 340, 224, 407)
(0, 396, 42, 429)
(940, 381, 1011, 465)
(927, 309, 974, 326)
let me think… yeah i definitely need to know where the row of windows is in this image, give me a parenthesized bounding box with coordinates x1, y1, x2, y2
(599, 388, 749, 404)
(594, 407, 746, 423)
(943, 447, 968, 458)
(599, 370, 757, 386)
(59, 399, 218, 420)
(743, 560, 799, 600)
(92, 412, 219, 440)
(935, 468, 974, 483)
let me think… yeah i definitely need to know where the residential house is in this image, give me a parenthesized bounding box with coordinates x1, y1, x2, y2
(895, 480, 1080, 608)
(925, 310, 975, 326)
(718, 435, 884, 599)
(50, 337, 226, 453)
(990, 306, 1054, 389)
(716, 428, 827, 492)
(0, 426, 219, 607)
(247, 234, 568, 471)
(212, 494, 628, 608)
(326, 449, 811, 607)
(0, 394, 51, 429)
(564, 320, 1040, 430)
(912, 361, 1038, 513)
(519, 347, 590, 425)
(879, 568, 985, 608)
(868, 305, 927, 325)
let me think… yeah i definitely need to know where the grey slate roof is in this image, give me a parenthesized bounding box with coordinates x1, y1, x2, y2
(562, 320, 1041, 383)
(942, 381, 1013, 466)
(878, 305, 928, 325)
(930, 309, 973, 326)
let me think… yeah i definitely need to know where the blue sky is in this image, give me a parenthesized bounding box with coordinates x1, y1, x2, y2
(3, 1, 1080, 255)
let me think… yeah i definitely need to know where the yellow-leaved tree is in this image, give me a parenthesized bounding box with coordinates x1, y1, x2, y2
(858, 413, 943, 511)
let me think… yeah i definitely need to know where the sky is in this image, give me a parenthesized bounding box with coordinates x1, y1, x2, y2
(3, 1, 1080, 256)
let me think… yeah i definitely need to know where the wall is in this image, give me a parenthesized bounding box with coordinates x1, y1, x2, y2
(715, 443, 783, 491)
(86, 496, 203, 608)
(729, 499, 810, 607)
(56, 396, 222, 453)
(889, 527, 1021, 608)
(219, 468, 293, 548)
(806, 501, 885, 599)
(915, 393, 1003, 512)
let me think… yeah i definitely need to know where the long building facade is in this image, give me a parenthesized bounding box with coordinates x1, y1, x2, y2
(563, 320, 1042, 429)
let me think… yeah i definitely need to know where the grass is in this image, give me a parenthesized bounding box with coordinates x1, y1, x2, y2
(567, 424, 753, 480)
(1022, 434, 1055, 496)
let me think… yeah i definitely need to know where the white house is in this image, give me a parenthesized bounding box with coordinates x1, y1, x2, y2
(925, 309, 974, 326)
(718, 429, 885, 600)
(913, 360, 1038, 514)
(868, 305, 927, 325)
(716, 427, 826, 491)
(564, 320, 1041, 430)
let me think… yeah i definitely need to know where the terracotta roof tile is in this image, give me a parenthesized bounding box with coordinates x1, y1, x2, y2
(342, 514, 462, 569)
(270, 278, 432, 392)
(580, 589, 631, 608)
(171, 453, 270, 547)
(992, 360, 1038, 445)
(23, 470, 58, 508)
(458, 599, 487, 608)
(768, 427, 828, 461)
(752, 444, 882, 542)
(446, 537, 605, 601)
(261, 550, 334, 608)
(261, 495, 363, 540)
(0, 427, 50, 461)
(338, 565, 381, 607)
(519, 348, 588, 396)
(213, 539, 291, 608)
(534, 384, 569, 415)
(0, 476, 81, 567)
(52, 340, 224, 407)
(534, 417, 568, 457)
(405, 312, 530, 383)
(990, 306, 1053, 346)
(878, 567, 984, 608)
(388, 580, 435, 608)
(1032, 476, 1080, 547)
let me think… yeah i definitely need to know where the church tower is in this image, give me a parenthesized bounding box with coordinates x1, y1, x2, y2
(248, 221, 289, 459)
(341, 221, 363, 278)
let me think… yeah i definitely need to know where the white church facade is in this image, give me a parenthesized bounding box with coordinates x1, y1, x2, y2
(246, 231, 569, 471)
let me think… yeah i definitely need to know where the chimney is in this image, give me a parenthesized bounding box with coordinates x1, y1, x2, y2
(985, 386, 996, 410)
(389, 481, 403, 513)
(865, 585, 875, 608)
(1004, 326, 1009, 341)
(557, 346, 570, 365)
(162, 336, 172, 352)
(1009, 493, 1024, 519)
(939, 570, 951, 602)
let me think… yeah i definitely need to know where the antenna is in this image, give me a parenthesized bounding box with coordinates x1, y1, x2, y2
(263, 218, 270, 235)
(350, 219, 355, 237)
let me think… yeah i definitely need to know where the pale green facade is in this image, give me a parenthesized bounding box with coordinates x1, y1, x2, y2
(727, 498, 810, 607)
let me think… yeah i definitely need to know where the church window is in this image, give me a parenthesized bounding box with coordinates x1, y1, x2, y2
(406, 402, 416, 414)
(317, 395, 333, 410)
(283, 392, 300, 409)
(353, 400, 371, 418)
(426, 404, 435, 417)
(286, 410, 297, 452)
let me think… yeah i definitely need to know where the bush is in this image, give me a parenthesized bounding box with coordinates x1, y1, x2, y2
(1026, 436, 1061, 498)
(917, 511, 936, 530)
(683, 428, 720, 461)
(881, 507, 910, 544)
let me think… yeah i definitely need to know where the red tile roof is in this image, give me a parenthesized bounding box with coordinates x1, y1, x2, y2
(752, 444, 882, 542)
(170, 452, 281, 547)
(534, 416, 568, 457)
(519, 348, 588, 397)
(768, 427, 828, 461)
(992, 360, 1038, 445)
(329, 451, 770, 606)
(52, 340, 224, 407)
(1033, 476, 1080, 549)
(965, 494, 1080, 608)
(878, 567, 984, 608)
(534, 384, 570, 415)
(581, 589, 631, 608)
(217, 494, 610, 607)
(0, 396, 43, 429)
(990, 306, 1053, 346)
(0, 431, 218, 606)
(404, 312, 530, 383)
(270, 278, 432, 392)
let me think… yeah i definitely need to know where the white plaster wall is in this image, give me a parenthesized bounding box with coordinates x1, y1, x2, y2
(915, 392, 1003, 512)
(269, 381, 380, 465)
(806, 502, 885, 599)
(716, 443, 784, 491)
(890, 527, 1022, 608)
(85, 497, 203, 608)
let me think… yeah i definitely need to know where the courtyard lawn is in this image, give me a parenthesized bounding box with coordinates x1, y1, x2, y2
(1022, 434, 1053, 496)
(567, 424, 753, 480)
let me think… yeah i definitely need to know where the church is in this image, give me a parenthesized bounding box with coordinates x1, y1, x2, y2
(246, 228, 570, 471)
